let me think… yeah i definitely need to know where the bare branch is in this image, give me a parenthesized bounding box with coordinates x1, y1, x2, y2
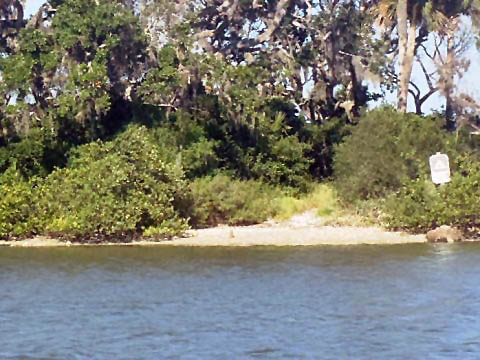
(416, 56, 436, 91)
(408, 80, 421, 98)
(419, 88, 438, 105)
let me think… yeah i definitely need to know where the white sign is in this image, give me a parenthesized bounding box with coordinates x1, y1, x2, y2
(429, 152, 450, 184)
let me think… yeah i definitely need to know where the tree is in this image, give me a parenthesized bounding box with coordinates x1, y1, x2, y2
(0, 0, 147, 143)
(429, 0, 480, 130)
(372, 0, 432, 113)
(0, 0, 25, 54)
(410, 15, 472, 116)
(184, 0, 388, 122)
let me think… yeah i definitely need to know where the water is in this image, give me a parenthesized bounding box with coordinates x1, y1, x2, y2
(1, 244, 480, 359)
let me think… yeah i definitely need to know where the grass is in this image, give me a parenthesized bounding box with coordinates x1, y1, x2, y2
(273, 184, 337, 220)
(273, 183, 376, 227)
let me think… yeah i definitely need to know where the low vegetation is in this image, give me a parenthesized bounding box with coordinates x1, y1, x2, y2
(383, 156, 480, 235)
(333, 108, 480, 235)
(334, 108, 461, 203)
(0, 126, 190, 241)
(188, 174, 278, 228)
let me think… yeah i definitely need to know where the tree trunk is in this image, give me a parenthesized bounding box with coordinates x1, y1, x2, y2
(349, 59, 361, 118)
(396, 0, 415, 113)
(445, 27, 456, 131)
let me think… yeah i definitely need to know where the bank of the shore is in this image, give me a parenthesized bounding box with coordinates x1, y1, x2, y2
(169, 225, 427, 246)
(0, 209, 432, 247)
(0, 224, 427, 247)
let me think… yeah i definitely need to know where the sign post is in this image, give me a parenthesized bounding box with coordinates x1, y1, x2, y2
(429, 152, 451, 185)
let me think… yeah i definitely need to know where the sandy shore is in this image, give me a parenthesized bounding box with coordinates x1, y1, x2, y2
(0, 210, 432, 247)
(169, 225, 427, 246)
(0, 225, 427, 247)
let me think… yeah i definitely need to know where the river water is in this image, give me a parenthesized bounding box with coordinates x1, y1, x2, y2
(1, 244, 480, 359)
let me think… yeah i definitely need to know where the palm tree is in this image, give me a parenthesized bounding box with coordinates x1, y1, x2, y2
(372, 0, 452, 113)
(372, 0, 424, 112)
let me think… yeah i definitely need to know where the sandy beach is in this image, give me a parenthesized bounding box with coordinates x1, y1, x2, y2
(0, 214, 427, 247)
(0, 209, 430, 247)
(168, 225, 426, 246)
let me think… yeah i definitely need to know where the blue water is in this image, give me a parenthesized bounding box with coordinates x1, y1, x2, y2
(1, 244, 480, 359)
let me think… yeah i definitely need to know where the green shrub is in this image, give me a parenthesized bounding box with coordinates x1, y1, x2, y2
(0, 166, 38, 238)
(273, 183, 339, 220)
(383, 155, 480, 233)
(333, 107, 459, 202)
(249, 135, 312, 191)
(32, 125, 189, 240)
(150, 124, 220, 179)
(0, 128, 66, 178)
(305, 117, 349, 179)
(135, 103, 318, 188)
(188, 174, 278, 228)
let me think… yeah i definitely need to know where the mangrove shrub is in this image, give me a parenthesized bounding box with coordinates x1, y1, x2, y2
(188, 174, 278, 228)
(333, 108, 458, 202)
(384, 155, 480, 234)
(0, 125, 190, 240)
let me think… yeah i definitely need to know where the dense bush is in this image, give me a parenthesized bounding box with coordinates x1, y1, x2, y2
(147, 112, 220, 179)
(333, 108, 460, 202)
(0, 125, 190, 241)
(38, 125, 189, 240)
(248, 134, 312, 190)
(0, 128, 67, 178)
(305, 117, 349, 179)
(0, 166, 38, 238)
(188, 174, 278, 228)
(383, 155, 480, 233)
(136, 104, 316, 189)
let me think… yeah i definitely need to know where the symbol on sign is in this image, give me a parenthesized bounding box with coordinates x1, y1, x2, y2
(429, 152, 450, 185)
(432, 159, 447, 171)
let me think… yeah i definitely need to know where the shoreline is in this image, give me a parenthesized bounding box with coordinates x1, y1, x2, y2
(0, 224, 428, 247)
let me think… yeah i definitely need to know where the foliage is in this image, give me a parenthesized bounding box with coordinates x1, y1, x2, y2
(39, 125, 189, 240)
(0, 128, 66, 178)
(333, 107, 460, 202)
(145, 111, 220, 179)
(182, 0, 387, 121)
(3, 0, 479, 240)
(188, 174, 278, 228)
(305, 117, 350, 179)
(0, 0, 26, 55)
(0, 166, 38, 238)
(0, 125, 189, 240)
(0, 0, 147, 144)
(273, 183, 339, 221)
(383, 155, 480, 234)
(136, 94, 317, 188)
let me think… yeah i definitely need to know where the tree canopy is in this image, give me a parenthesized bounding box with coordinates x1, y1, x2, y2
(1, 0, 479, 174)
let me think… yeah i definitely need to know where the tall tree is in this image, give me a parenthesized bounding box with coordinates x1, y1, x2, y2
(396, 0, 412, 112)
(0, 0, 147, 142)
(0, 0, 25, 54)
(428, 0, 480, 130)
(181, 0, 388, 122)
(372, 0, 432, 113)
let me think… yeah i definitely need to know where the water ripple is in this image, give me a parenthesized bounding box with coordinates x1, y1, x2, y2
(1, 245, 480, 359)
